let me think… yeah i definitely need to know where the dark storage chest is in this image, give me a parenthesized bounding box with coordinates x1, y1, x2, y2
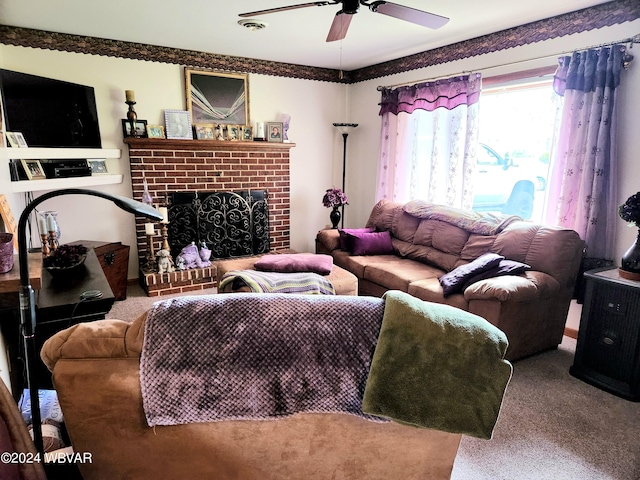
(73, 240, 130, 300)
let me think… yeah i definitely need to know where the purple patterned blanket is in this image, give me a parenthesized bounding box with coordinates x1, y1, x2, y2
(140, 293, 386, 427)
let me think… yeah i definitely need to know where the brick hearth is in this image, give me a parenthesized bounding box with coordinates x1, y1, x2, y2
(125, 138, 295, 296)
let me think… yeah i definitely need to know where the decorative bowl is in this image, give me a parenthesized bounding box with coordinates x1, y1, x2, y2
(43, 244, 88, 278)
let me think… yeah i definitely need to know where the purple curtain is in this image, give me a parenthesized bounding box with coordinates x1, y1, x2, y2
(545, 45, 626, 259)
(376, 74, 481, 207)
(379, 75, 482, 115)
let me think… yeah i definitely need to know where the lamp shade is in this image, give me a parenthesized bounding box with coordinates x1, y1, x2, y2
(332, 122, 358, 134)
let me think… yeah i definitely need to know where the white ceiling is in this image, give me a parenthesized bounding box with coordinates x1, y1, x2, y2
(0, 0, 613, 71)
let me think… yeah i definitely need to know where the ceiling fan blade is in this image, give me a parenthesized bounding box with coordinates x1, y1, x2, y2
(369, 1, 449, 29)
(239, 1, 335, 17)
(326, 11, 354, 42)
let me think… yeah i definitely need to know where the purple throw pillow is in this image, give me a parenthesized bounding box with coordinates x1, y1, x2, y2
(438, 252, 504, 297)
(347, 230, 394, 256)
(462, 259, 531, 290)
(254, 253, 333, 275)
(338, 227, 375, 250)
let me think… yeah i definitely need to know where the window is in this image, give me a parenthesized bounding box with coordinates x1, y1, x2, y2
(472, 69, 560, 222)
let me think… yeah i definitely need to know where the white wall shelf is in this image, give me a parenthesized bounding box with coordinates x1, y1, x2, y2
(3, 147, 123, 192)
(3, 147, 121, 160)
(10, 174, 124, 193)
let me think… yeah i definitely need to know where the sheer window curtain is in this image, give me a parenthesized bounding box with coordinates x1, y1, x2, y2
(544, 45, 628, 259)
(376, 74, 481, 209)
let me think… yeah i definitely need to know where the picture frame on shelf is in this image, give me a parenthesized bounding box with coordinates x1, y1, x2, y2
(214, 124, 226, 141)
(146, 125, 165, 139)
(241, 125, 253, 141)
(227, 125, 240, 141)
(194, 123, 215, 140)
(6, 132, 24, 147)
(164, 109, 193, 140)
(185, 69, 249, 126)
(267, 122, 283, 143)
(20, 159, 46, 180)
(0, 194, 18, 250)
(122, 119, 148, 138)
(13, 132, 28, 147)
(88, 159, 109, 175)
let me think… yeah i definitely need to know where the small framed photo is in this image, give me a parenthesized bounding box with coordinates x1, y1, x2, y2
(88, 159, 109, 174)
(122, 119, 148, 138)
(241, 125, 253, 141)
(194, 123, 215, 140)
(164, 110, 193, 140)
(214, 124, 226, 141)
(21, 159, 46, 180)
(6, 132, 28, 148)
(227, 125, 240, 141)
(267, 122, 283, 143)
(146, 125, 165, 139)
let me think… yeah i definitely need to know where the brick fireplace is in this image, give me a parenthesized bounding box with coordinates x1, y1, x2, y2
(125, 138, 295, 296)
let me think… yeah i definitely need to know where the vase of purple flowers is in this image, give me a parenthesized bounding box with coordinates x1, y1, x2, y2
(322, 188, 348, 229)
(619, 192, 640, 278)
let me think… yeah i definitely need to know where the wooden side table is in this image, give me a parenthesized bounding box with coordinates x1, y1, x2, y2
(1, 249, 115, 394)
(570, 267, 640, 401)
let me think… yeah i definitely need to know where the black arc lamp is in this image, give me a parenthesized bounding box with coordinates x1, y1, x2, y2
(17, 188, 162, 455)
(332, 123, 358, 228)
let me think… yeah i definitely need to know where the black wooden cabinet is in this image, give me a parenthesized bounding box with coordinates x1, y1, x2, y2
(570, 267, 640, 401)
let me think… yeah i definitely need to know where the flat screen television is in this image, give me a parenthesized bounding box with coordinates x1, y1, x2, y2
(0, 69, 102, 148)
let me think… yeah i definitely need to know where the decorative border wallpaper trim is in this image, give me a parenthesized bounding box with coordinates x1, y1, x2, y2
(0, 25, 346, 83)
(0, 0, 637, 84)
(350, 0, 640, 83)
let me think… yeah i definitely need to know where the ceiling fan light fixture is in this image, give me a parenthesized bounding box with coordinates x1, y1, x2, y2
(237, 19, 269, 31)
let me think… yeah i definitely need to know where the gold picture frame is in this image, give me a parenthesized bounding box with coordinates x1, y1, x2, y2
(186, 69, 249, 126)
(0, 194, 18, 250)
(194, 123, 215, 140)
(227, 125, 240, 141)
(241, 125, 253, 141)
(21, 159, 46, 180)
(146, 125, 165, 139)
(214, 124, 226, 141)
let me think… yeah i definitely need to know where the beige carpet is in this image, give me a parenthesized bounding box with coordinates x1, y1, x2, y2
(107, 286, 640, 480)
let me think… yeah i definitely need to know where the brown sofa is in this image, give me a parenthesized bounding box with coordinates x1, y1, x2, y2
(316, 199, 584, 361)
(40, 299, 467, 480)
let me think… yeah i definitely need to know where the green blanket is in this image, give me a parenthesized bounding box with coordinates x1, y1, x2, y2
(362, 291, 512, 439)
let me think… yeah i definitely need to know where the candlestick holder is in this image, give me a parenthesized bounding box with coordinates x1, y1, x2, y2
(48, 231, 58, 251)
(145, 233, 156, 272)
(160, 222, 170, 251)
(126, 100, 138, 138)
(40, 234, 50, 257)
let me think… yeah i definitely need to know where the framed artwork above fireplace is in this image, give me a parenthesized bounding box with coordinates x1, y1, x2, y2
(186, 69, 249, 126)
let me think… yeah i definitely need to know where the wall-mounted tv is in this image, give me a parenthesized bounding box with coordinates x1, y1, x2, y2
(0, 69, 102, 148)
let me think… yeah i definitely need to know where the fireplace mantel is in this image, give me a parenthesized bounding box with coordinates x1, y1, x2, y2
(125, 138, 295, 153)
(125, 137, 294, 296)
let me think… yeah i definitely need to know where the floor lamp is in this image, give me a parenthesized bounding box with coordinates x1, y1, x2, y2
(17, 188, 162, 455)
(332, 122, 358, 228)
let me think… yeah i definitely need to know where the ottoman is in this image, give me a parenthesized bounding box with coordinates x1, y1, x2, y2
(216, 254, 358, 295)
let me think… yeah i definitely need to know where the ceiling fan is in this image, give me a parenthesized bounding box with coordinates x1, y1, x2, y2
(238, 0, 449, 42)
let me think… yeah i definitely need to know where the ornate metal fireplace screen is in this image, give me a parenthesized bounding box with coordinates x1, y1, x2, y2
(167, 190, 270, 260)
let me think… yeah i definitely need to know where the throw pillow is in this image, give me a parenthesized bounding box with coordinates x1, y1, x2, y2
(338, 227, 374, 250)
(439, 252, 504, 297)
(347, 230, 394, 256)
(462, 259, 531, 290)
(254, 253, 333, 275)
